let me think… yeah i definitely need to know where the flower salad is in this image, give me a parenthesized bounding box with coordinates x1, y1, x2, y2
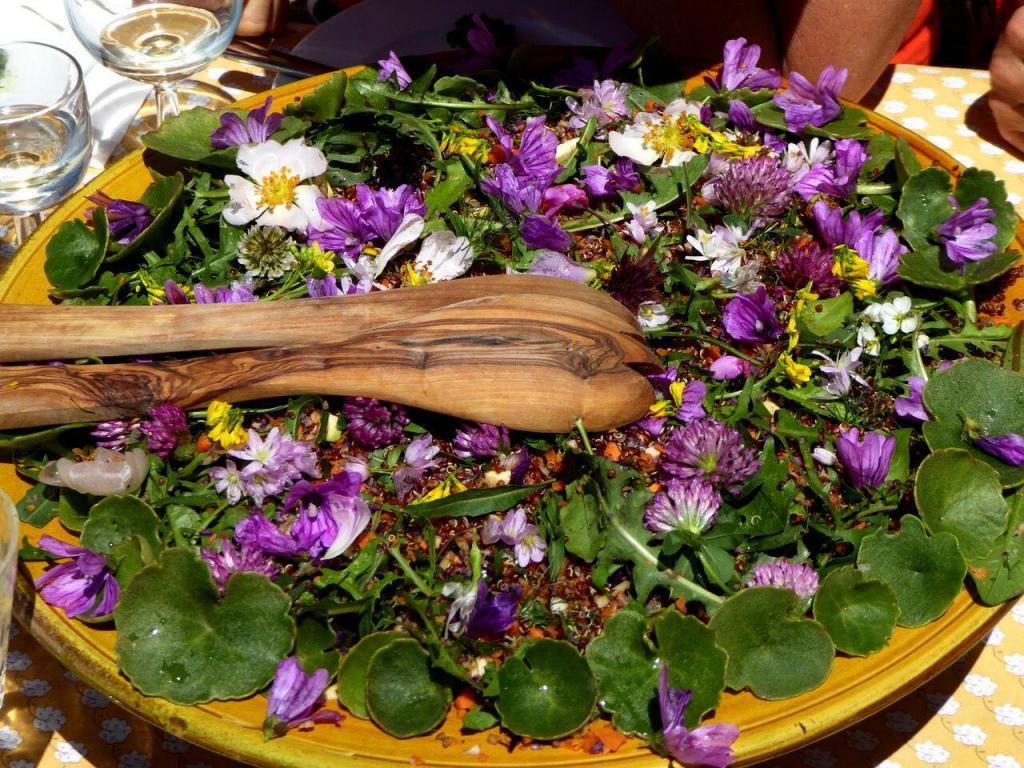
(9, 25, 1024, 765)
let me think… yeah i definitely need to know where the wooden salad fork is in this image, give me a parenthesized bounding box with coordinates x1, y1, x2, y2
(0, 295, 659, 433)
(0, 275, 639, 362)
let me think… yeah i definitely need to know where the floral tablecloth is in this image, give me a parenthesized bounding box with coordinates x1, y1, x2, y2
(2, 62, 1024, 768)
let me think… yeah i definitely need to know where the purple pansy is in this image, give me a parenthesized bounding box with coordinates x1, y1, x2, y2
(285, 472, 371, 559)
(138, 403, 188, 459)
(234, 512, 300, 558)
(263, 657, 342, 739)
(486, 116, 560, 188)
(794, 138, 868, 200)
(658, 666, 739, 768)
(974, 433, 1024, 466)
(201, 537, 278, 592)
(566, 79, 630, 130)
(774, 65, 847, 132)
(453, 422, 510, 459)
(194, 280, 257, 304)
(722, 286, 783, 344)
(527, 249, 595, 283)
(465, 579, 519, 639)
(936, 197, 998, 272)
(894, 376, 930, 422)
(343, 397, 410, 449)
(377, 50, 411, 90)
(520, 214, 573, 252)
(745, 558, 820, 600)
(309, 184, 426, 257)
(36, 535, 120, 619)
(716, 37, 781, 92)
(644, 479, 721, 535)
(209, 96, 284, 149)
(480, 164, 543, 214)
(661, 419, 761, 494)
(580, 159, 640, 198)
(393, 433, 440, 498)
(709, 355, 753, 381)
(85, 191, 153, 245)
(836, 428, 895, 489)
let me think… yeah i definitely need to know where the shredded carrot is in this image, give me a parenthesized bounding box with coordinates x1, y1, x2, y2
(526, 627, 546, 639)
(195, 434, 212, 453)
(648, 482, 661, 493)
(591, 723, 627, 752)
(602, 442, 622, 461)
(454, 689, 478, 712)
(355, 531, 376, 549)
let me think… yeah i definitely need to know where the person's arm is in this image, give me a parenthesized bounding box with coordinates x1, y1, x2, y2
(989, 2, 1024, 152)
(238, 0, 289, 37)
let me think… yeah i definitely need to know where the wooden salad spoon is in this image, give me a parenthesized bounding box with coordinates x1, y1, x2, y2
(0, 275, 639, 362)
(0, 295, 659, 433)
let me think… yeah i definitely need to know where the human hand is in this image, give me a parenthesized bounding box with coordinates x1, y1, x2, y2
(989, 4, 1024, 153)
(238, 0, 288, 37)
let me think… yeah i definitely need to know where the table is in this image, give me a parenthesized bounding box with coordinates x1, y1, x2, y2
(2, 61, 1024, 768)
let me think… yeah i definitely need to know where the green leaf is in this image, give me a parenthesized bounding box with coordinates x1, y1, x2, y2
(812, 566, 900, 656)
(898, 247, 1020, 291)
(295, 617, 340, 678)
(425, 158, 471, 214)
(856, 515, 967, 627)
(80, 495, 161, 558)
(0, 423, 93, 452)
(654, 610, 727, 726)
(896, 167, 954, 254)
(337, 631, 405, 719)
(57, 489, 91, 533)
(45, 219, 106, 290)
(953, 168, 1017, 252)
(894, 137, 922, 185)
(496, 639, 596, 739)
(16, 483, 59, 527)
(114, 549, 295, 704)
(808, 106, 873, 140)
(970, 491, 1024, 604)
(585, 611, 659, 737)
(915, 449, 1009, 562)
(286, 71, 348, 122)
(798, 293, 853, 338)
(922, 359, 1024, 487)
(365, 638, 452, 738)
(461, 707, 499, 732)
(409, 483, 546, 518)
(560, 486, 604, 562)
(708, 587, 835, 699)
(141, 107, 237, 167)
(108, 173, 185, 264)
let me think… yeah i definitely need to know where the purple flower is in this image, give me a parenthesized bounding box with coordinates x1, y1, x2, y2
(644, 480, 721, 535)
(209, 96, 284, 149)
(676, 380, 707, 422)
(209, 460, 244, 505)
(35, 535, 119, 619)
(566, 79, 630, 130)
(745, 558, 819, 600)
(194, 280, 257, 304)
(377, 50, 411, 90)
(465, 579, 519, 639)
(201, 537, 278, 592)
(91, 419, 137, 451)
(163, 279, 189, 305)
(894, 376, 929, 422)
(709, 356, 752, 381)
(235, 512, 300, 558)
(286, 473, 371, 559)
(727, 100, 756, 132)
(306, 274, 340, 298)
(541, 184, 588, 216)
(344, 397, 409, 449)
(486, 116, 560, 188)
(484, 507, 546, 567)
(794, 138, 867, 200)
(777, 240, 843, 297)
(774, 65, 847, 132)
(520, 214, 573, 252)
(263, 657, 342, 739)
(658, 666, 739, 768)
(85, 191, 153, 245)
(836, 428, 895, 489)
(717, 37, 781, 92)
(813, 201, 903, 284)
(580, 159, 640, 198)
(480, 164, 544, 214)
(704, 155, 793, 219)
(661, 419, 761, 494)
(138, 403, 187, 459)
(527, 249, 595, 283)
(974, 433, 1024, 466)
(309, 184, 426, 257)
(812, 347, 867, 397)
(722, 287, 783, 344)
(453, 422, 510, 459)
(936, 197, 998, 272)
(394, 433, 440, 498)
(227, 427, 320, 505)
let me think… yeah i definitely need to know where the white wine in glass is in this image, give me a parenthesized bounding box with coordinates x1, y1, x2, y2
(65, 0, 244, 127)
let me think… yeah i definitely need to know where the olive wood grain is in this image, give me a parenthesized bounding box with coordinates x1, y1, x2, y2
(0, 297, 658, 433)
(0, 275, 638, 362)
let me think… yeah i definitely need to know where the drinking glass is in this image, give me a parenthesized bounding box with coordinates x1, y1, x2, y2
(0, 42, 93, 247)
(64, 0, 244, 128)
(0, 491, 19, 710)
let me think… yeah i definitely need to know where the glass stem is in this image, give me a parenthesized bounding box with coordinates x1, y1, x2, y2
(12, 212, 42, 246)
(153, 84, 180, 128)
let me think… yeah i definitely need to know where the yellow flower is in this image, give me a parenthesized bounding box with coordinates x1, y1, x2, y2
(831, 245, 878, 300)
(413, 474, 467, 504)
(649, 399, 672, 418)
(293, 241, 336, 274)
(668, 380, 687, 408)
(206, 400, 248, 449)
(850, 278, 877, 300)
(441, 132, 488, 160)
(787, 287, 818, 334)
(787, 331, 800, 352)
(781, 353, 812, 387)
(401, 261, 431, 287)
(136, 272, 166, 305)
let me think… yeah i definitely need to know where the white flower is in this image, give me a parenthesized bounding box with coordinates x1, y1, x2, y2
(99, 718, 132, 744)
(916, 332, 930, 351)
(995, 703, 1024, 726)
(555, 138, 579, 164)
(6, 651, 31, 672)
(637, 301, 670, 329)
(81, 688, 110, 708)
(53, 741, 86, 764)
(223, 138, 326, 232)
(608, 98, 704, 167)
(926, 692, 959, 715)
(857, 325, 880, 356)
(878, 296, 919, 335)
(952, 723, 987, 746)
(885, 710, 918, 732)
(989, 756, 1022, 768)
(1003, 653, 1024, 675)
(686, 223, 749, 264)
(32, 706, 66, 732)
(845, 729, 879, 751)
(965, 673, 998, 697)
(413, 231, 474, 281)
(0, 726, 23, 751)
(364, 212, 425, 278)
(20, 679, 52, 697)
(118, 752, 151, 768)
(913, 741, 950, 764)
(785, 138, 833, 180)
(716, 256, 763, 293)
(625, 200, 661, 243)
(801, 747, 836, 768)
(812, 446, 836, 466)
(441, 580, 477, 635)
(812, 347, 867, 397)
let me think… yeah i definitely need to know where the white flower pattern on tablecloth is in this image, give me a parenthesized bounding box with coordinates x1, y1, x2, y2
(952, 723, 987, 746)
(118, 751, 151, 768)
(0, 725, 23, 751)
(99, 718, 132, 744)
(19, 678, 52, 697)
(986, 627, 1005, 646)
(846, 729, 880, 751)
(9, 760, 36, 768)
(994, 703, 1024, 726)
(162, 735, 190, 754)
(6, 651, 31, 672)
(53, 741, 87, 764)
(926, 692, 960, 715)
(801, 747, 837, 767)
(988, 756, 1023, 768)
(964, 674, 998, 697)
(32, 706, 66, 732)
(81, 688, 110, 708)
(914, 741, 950, 764)
(885, 711, 918, 732)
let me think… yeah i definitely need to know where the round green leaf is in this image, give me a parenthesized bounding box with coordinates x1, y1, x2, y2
(857, 515, 967, 627)
(585, 611, 659, 737)
(80, 495, 161, 556)
(114, 549, 295, 704)
(44, 217, 107, 290)
(970, 491, 1024, 605)
(812, 566, 900, 656)
(337, 631, 405, 719)
(365, 638, 451, 738)
(496, 639, 597, 739)
(922, 359, 1024, 488)
(654, 610, 727, 727)
(915, 449, 1009, 561)
(708, 587, 834, 699)
(896, 167, 954, 254)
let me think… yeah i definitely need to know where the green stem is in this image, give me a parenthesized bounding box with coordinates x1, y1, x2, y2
(575, 417, 594, 456)
(193, 187, 230, 199)
(388, 546, 434, 596)
(367, 85, 535, 111)
(855, 182, 893, 196)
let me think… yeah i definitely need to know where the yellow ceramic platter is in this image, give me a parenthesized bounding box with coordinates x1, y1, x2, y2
(1, 69, 1018, 767)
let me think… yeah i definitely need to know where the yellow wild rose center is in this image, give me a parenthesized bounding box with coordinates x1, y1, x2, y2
(257, 167, 300, 209)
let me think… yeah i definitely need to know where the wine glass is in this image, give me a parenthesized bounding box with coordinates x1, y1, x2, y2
(63, 0, 244, 128)
(0, 42, 93, 247)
